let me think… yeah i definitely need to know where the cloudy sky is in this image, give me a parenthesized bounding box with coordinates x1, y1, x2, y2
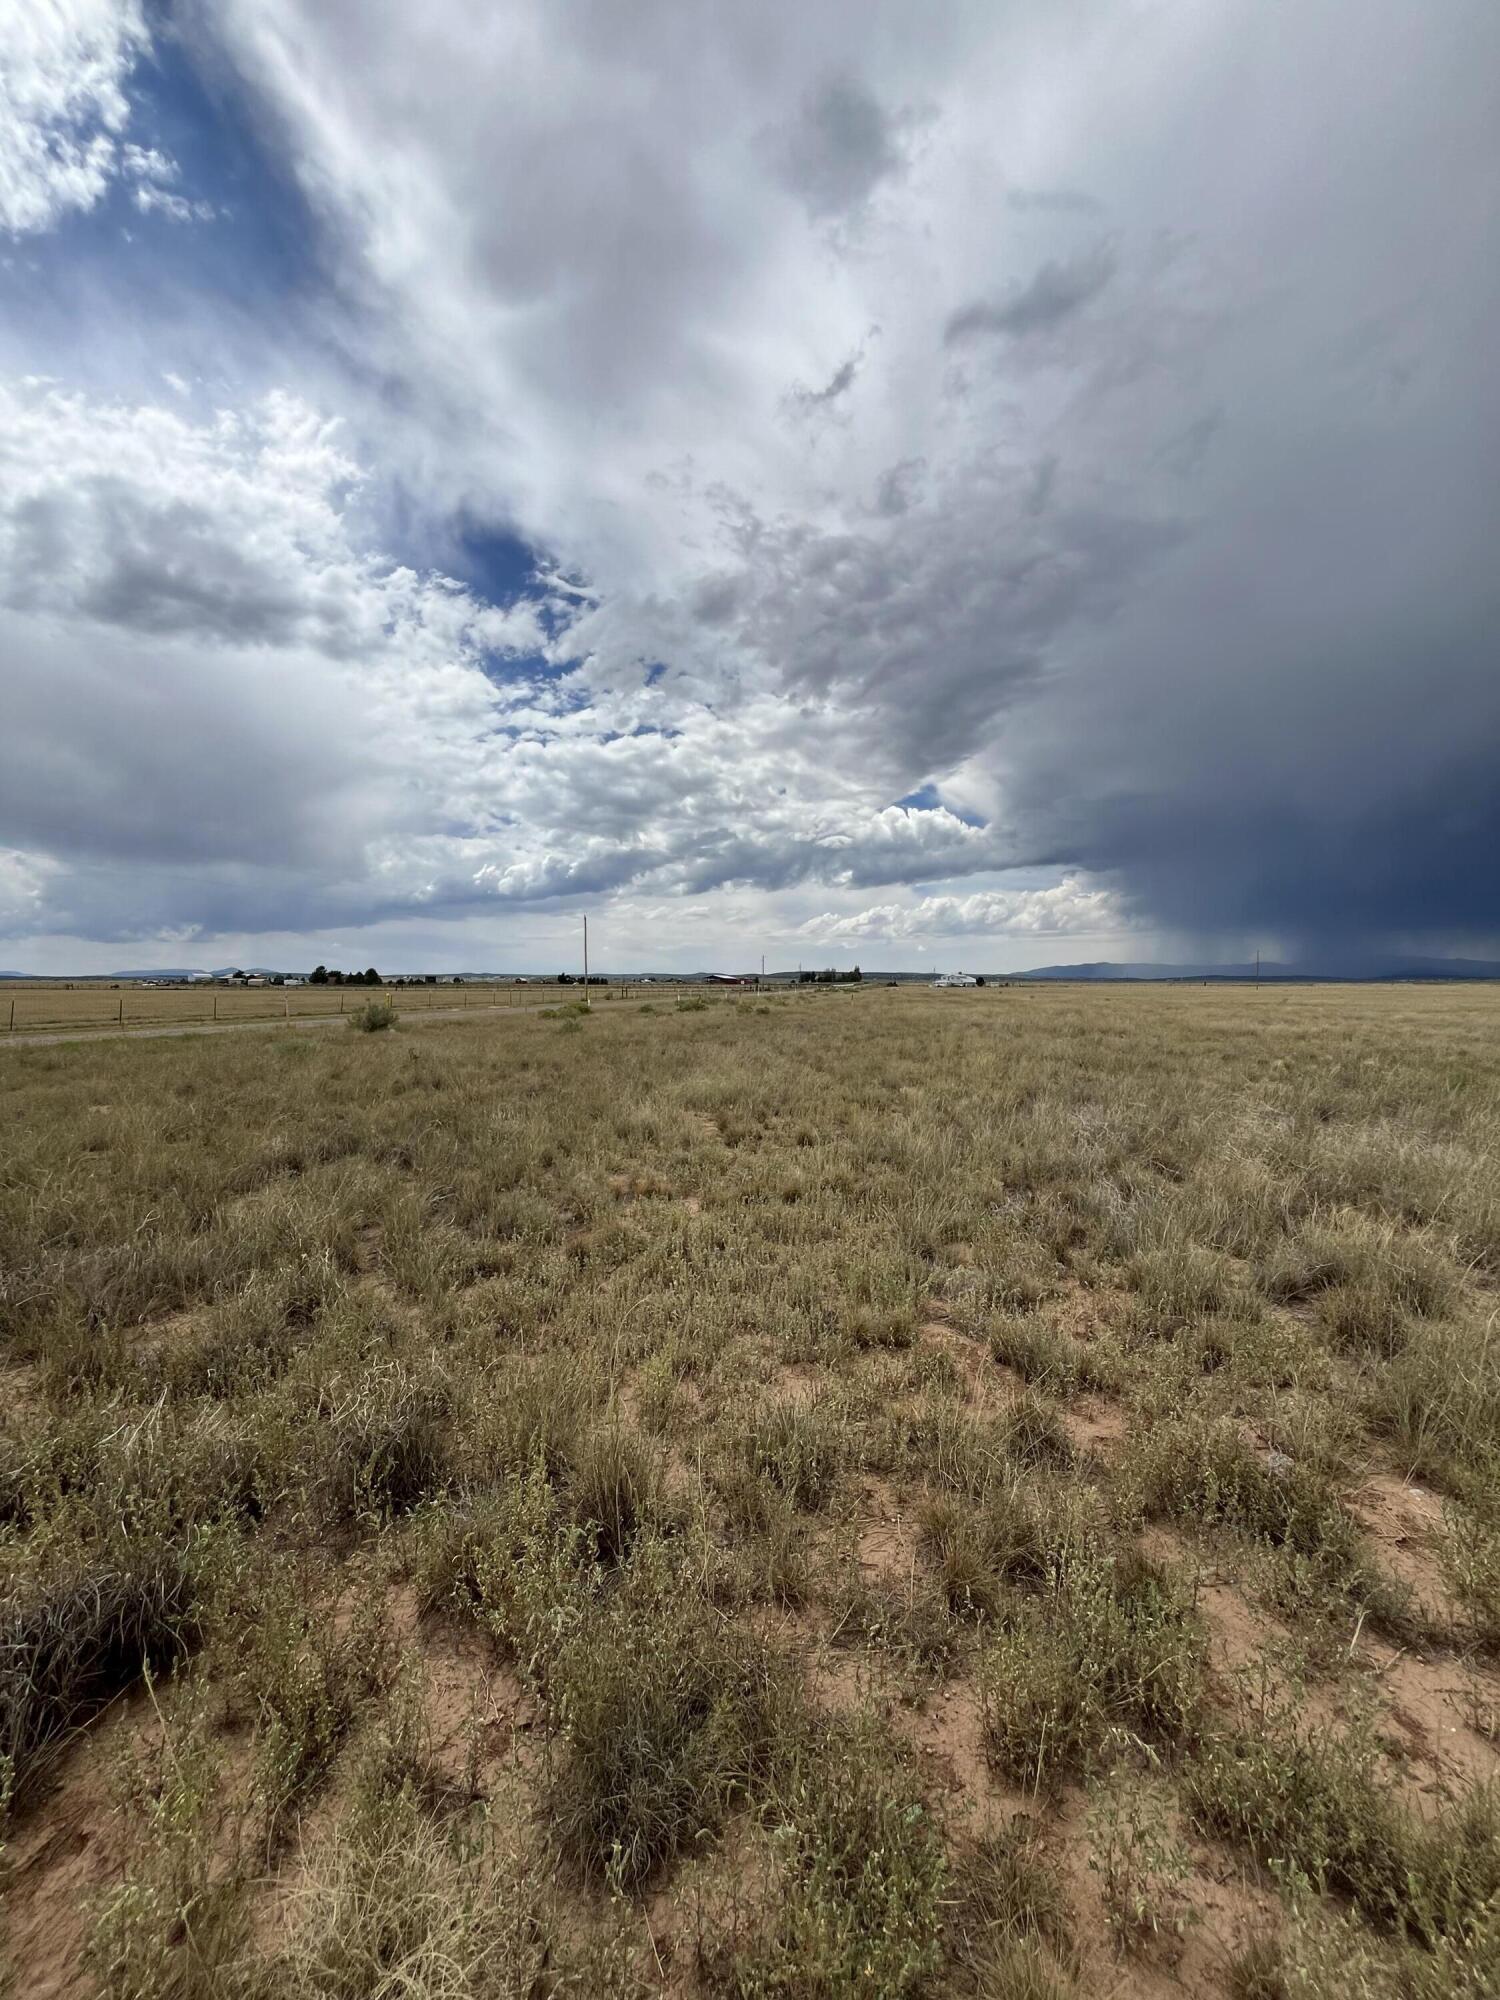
(2, 1, 1497, 974)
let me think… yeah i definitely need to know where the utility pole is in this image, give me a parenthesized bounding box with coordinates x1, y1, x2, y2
(583, 914, 590, 1009)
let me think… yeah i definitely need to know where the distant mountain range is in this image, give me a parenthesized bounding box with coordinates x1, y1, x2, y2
(1010, 956, 1500, 982)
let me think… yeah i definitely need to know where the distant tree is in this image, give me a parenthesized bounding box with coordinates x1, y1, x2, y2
(310, 965, 329, 985)
(364, 967, 381, 985)
(270, 974, 285, 986)
(424, 974, 437, 985)
(975, 975, 986, 988)
(328, 970, 345, 986)
(850, 966, 862, 983)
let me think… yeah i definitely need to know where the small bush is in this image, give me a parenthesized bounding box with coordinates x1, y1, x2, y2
(88, 1690, 243, 2000)
(346, 998, 398, 1033)
(224, 1569, 386, 1839)
(1086, 1777, 1199, 1957)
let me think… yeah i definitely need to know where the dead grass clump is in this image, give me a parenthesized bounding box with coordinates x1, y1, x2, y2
(850, 1304, 919, 1351)
(1438, 1504, 1500, 1653)
(979, 1543, 1206, 1789)
(948, 1816, 1074, 1977)
(738, 1397, 845, 1511)
(1126, 1416, 1352, 1562)
(1371, 1319, 1500, 1492)
(464, 1351, 591, 1489)
(545, 1554, 790, 1887)
(1126, 1238, 1240, 1325)
(163, 1258, 344, 1400)
(1260, 1219, 1457, 1324)
(996, 1388, 1075, 1472)
(302, 1361, 453, 1524)
(988, 1315, 1087, 1394)
(0, 1544, 194, 1797)
(729, 1721, 948, 1996)
(247, 1747, 554, 1999)
(564, 1420, 665, 1568)
(919, 1479, 1060, 1619)
(1187, 1715, 1500, 1948)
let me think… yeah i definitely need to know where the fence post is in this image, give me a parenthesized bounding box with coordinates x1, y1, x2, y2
(118, 994, 124, 1025)
(8, 999, 13, 1032)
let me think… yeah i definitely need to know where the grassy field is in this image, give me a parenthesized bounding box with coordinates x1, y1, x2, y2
(2, 983, 1498, 1999)
(0, 982, 711, 1038)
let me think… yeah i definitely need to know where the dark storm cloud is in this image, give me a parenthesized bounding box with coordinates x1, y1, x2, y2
(681, 487, 1183, 775)
(996, 414, 1500, 945)
(772, 76, 909, 218)
(13, 484, 312, 645)
(786, 348, 863, 413)
(945, 242, 1116, 342)
(5, 0, 1499, 963)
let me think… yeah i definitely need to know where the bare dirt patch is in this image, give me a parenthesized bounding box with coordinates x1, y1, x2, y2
(3, 1687, 158, 2000)
(1348, 1469, 1457, 1623)
(1063, 1394, 1130, 1461)
(1358, 1640, 1500, 1803)
(386, 1584, 539, 1795)
(852, 1475, 921, 1588)
(917, 1317, 1010, 1405)
(898, 1680, 1006, 1833)
(1047, 1275, 1133, 1343)
(1045, 1790, 1284, 2000)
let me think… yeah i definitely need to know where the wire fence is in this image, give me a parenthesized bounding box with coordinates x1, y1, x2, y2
(0, 978, 816, 1037)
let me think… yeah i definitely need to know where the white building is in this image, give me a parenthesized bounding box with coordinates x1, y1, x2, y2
(933, 972, 979, 988)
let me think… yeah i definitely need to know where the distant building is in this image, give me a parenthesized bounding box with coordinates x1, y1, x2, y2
(933, 972, 979, 988)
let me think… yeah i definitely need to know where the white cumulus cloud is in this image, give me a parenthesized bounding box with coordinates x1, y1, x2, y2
(798, 876, 1131, 943)
(0, 1, 148, 234)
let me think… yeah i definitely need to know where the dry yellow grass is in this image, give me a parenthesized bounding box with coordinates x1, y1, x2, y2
(2, 982, 1498, 1998)
(0, 979, 716, 1038)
